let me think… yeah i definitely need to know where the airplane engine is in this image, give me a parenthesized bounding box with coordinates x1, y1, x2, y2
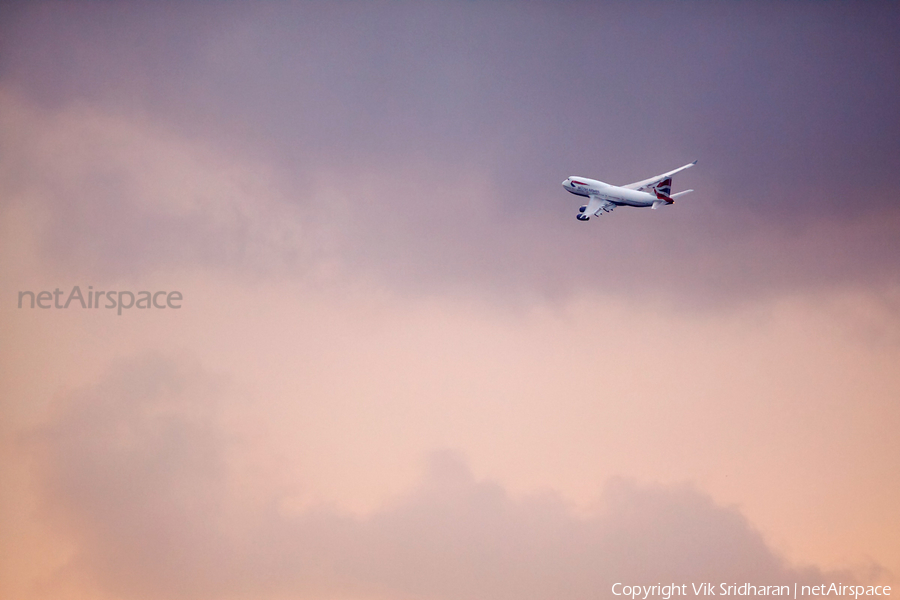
(576, 214, 590, 221)
(579, 205, 587, 213)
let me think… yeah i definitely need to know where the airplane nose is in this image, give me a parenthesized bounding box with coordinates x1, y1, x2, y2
(561, 180, 568, 186)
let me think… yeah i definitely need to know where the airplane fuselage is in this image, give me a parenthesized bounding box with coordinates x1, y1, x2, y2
(562, 177, 658, 207)
(561, 161, 696, 221)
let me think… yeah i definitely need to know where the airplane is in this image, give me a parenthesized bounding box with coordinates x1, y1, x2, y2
(562, 160, 697, 221)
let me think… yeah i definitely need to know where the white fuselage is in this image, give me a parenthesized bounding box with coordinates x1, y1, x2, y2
(561, 177, 658, 207)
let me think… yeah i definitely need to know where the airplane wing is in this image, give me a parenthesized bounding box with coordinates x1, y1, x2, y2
(622, 160, 697, 192)
(577, 195, 617, 221)
(584, 194, 603, 216)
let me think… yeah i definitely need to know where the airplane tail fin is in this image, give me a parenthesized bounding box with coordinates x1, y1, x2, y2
(654, 177, 673, 197)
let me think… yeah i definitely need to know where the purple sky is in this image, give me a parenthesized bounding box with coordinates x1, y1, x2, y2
(2, 1, 899, 301)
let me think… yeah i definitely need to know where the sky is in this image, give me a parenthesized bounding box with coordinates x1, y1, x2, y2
(1, 2, 899, 599)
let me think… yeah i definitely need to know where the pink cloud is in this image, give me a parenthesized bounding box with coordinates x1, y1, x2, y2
(26, 354, 869, 600)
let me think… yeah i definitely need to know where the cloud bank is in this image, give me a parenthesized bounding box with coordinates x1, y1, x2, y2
(27, 354, 862, 600)
(2, 3, 898, 599)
